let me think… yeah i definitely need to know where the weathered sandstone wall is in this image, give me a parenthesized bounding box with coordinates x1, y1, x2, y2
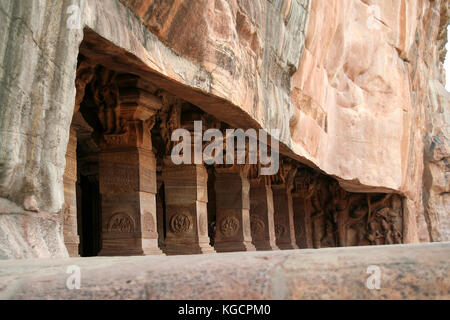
(0, 0, 448, 258)
(118, 0, 449, 243)
(422, 3, 449, 242)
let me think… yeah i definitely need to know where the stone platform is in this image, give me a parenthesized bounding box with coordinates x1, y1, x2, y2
(0, 243, 448, 300)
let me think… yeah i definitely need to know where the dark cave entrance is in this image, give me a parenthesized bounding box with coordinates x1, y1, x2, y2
(70, 81, 103, 257)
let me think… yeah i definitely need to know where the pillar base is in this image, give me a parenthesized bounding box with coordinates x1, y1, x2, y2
(99, 238, 164, 256)
(277, 243, 300, 250)
(65, 242, 80, 257)
(164, 243, 216, 255)
(98, 247, 164, 256)
(214, 241, 256, 253)
(253, 241, 279, 251)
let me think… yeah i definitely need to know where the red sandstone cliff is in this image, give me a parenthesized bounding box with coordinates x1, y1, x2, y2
(119, 0, 449, 243)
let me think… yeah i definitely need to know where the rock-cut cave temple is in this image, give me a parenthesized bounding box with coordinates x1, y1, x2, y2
(0, 0, 448, 260)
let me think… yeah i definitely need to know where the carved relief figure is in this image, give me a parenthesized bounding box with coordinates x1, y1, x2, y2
(108, 213, 135, 233)
(328, 181, 354, 247)
(250, 216, 265, 239)
(159, 96, 182, 156)
(92, 68, 125, 136)
(220, 216, 240, 237)
(366, 221, 383, 245)
(293, 168, 404, 249)
(321, 218, 336, 248)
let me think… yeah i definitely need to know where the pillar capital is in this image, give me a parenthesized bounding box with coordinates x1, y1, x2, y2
(270, 159, 298, 191)
(92, 72, 162, 151)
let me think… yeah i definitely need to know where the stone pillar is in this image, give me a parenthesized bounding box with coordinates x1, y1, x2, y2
(162, 162, 215, 255)
(213, 167, 256, 252)
(249, 178, 279, 251)
(272, 164, 299, 250)
(292, 194, 313, 248)
(159, 103, 216, 255)
(206, 166, 216, 246)
(97, 74, 163, 256)
(98, 128, 162, 255)
(64, 58, 95, 256)
(63, 126, 80, 257)
(156, 172, 166, 249)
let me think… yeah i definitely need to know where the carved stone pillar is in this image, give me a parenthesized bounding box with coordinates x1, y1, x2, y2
(159, 103, 215, 255)
(249, 177, 279, 251)
(213, 166, 256, 252)
(292, 194, 313, 249)
(162, 161, 215, 255)
(291, 172, 314, 249)
(63, 56, 95, 257)
(271, 163, 299, 250)
(98, 125, 162, 255)
(97, 74, 163, 256)
(156, 169, 165, 249)
(63, 126, 80, 257)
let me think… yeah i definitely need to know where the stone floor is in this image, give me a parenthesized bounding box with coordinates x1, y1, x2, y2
(0, 242, 449, 299)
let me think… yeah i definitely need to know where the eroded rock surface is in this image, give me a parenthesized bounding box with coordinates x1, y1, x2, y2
(0, 243, 448, 299)
(422, 3, 450, 242)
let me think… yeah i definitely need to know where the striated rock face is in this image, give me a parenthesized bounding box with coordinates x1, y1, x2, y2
(0, 198, 66, 259)
(0, 0, 448, 258)
(119, 0, 310, 144)
(422, 3, 450, 242)
(0, 0, 81, 259)
(290, 0, 449, 243)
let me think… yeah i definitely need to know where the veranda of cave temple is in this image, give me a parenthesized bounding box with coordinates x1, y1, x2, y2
(63, 31, 405, 258)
